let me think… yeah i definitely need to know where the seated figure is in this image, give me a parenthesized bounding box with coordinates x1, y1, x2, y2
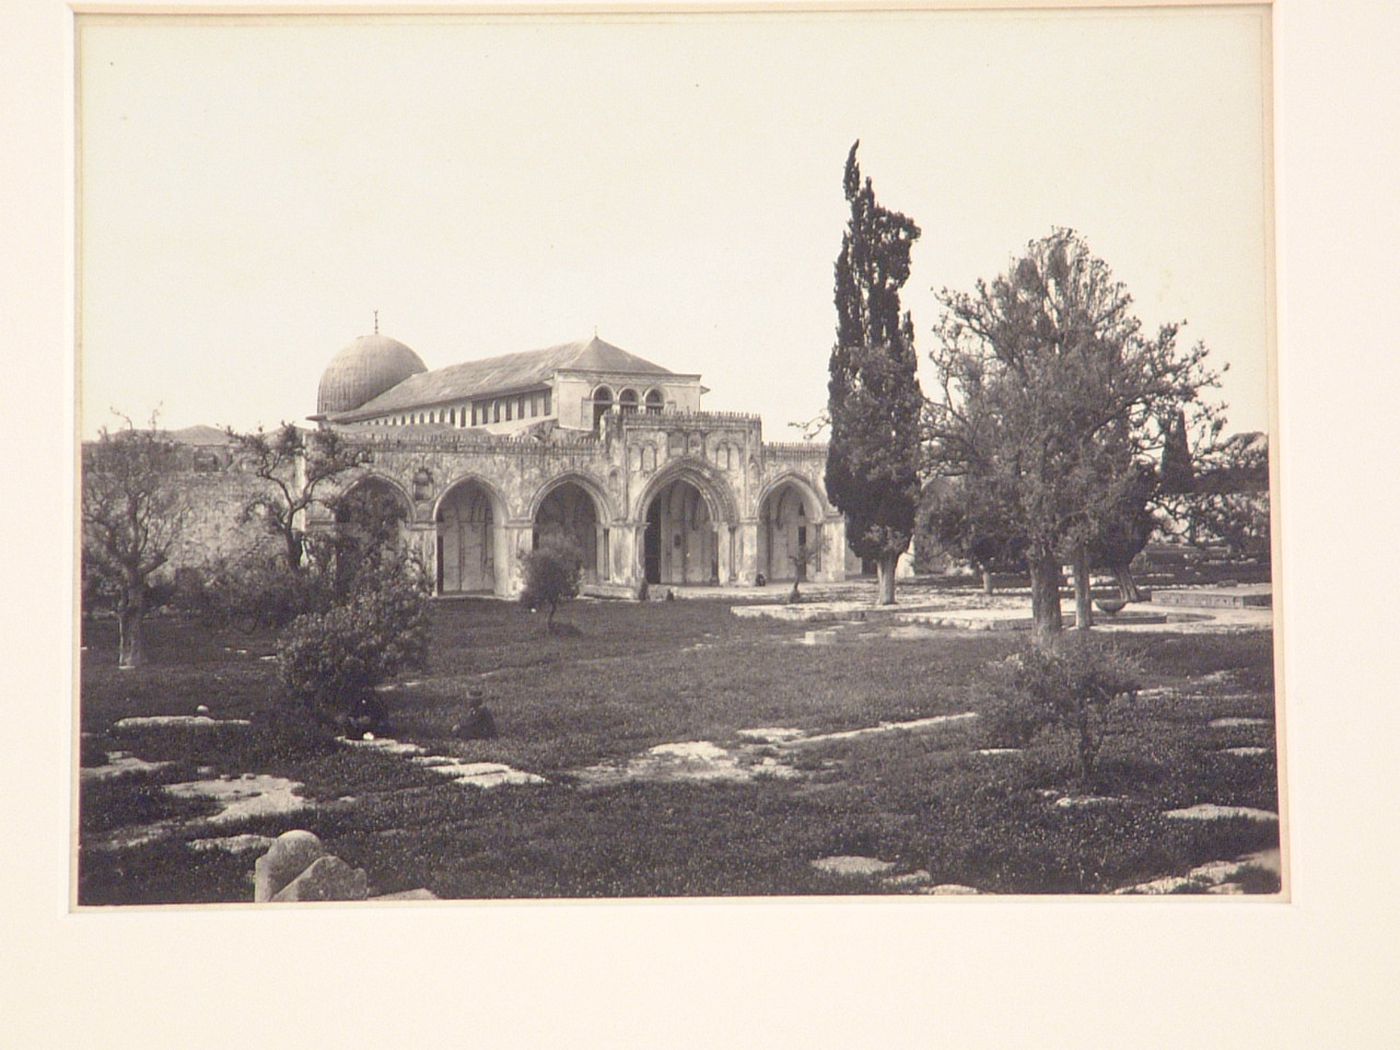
(453, 691, 498, 740)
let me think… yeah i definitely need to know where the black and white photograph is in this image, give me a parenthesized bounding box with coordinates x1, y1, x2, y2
(10, 0, 1400, 1045)
(72, 4, 1285, 905)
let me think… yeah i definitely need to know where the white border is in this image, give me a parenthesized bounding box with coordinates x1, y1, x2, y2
(5, 1, 1399, 1046)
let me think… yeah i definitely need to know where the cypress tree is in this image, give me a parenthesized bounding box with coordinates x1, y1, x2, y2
(825, 141, 924, 605)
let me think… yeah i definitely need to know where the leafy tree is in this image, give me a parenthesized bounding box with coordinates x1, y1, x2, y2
(926, 228, 1221, 644)
(229, 423, 367, 573)
(920, 477, 1026, 594)
(1084, 461, 1159, 602)
(826, 141, 924, 606)
(1187, 432, 1270, 557)
(81, 415, 190, 668)
(520, 540, 583, 630)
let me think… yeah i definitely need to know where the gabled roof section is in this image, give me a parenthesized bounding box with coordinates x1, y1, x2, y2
(331, 336, 675, 421)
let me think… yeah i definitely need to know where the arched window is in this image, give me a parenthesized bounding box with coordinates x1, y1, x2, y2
(592, 385, 614, 429)
(645, 389, 664, 415)
(619, 389, 639, 415)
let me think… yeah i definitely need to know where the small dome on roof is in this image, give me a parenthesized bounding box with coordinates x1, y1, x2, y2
(317, 332, 427, 415)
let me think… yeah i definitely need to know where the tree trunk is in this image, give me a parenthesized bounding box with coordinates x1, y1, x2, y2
(875, 554, 898, 606)
(1073, 545, 1094, 633)
(285, 530, 304, 573)
(1113, 561, 1143, 603)
(117, 598, 144, 670)
(1027, 552, 1062, 647)
(982, 568, 994, 595)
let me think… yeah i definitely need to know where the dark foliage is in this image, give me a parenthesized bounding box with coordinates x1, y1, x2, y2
(826, 141, 924, 603)
(520, 540, 584, 628)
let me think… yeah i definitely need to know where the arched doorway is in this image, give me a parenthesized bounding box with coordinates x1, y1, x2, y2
(642, 478, 719, 586)
(334, 477, 412, 548)
(436, 480, 499, 594)
(533, 481, 604, 583)
(758, 480, 823, 581)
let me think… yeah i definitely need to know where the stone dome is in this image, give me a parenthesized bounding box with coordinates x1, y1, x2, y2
(317, 333, 427, 415)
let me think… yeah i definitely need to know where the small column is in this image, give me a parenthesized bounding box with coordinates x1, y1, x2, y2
(610, 522, 641, 588)
(816, 516, 847, 582)
(407, 523, 437, 590)
(736, 519, 760, 585)
(500, 520, 535, 597)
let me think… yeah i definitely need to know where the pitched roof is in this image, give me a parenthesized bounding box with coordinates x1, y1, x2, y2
(333, 336, 675, 420)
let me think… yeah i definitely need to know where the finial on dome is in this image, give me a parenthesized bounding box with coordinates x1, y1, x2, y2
(373, 309, 379, 335)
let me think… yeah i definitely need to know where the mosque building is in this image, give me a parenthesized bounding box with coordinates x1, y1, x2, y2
(304, 323, 853, 596)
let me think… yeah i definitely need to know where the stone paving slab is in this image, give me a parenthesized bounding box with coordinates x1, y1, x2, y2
(113, 715, 252, 731)
(80, 752, 174, 781)
(1163, 803, 1278, 823)
(811, 855, 896, 876)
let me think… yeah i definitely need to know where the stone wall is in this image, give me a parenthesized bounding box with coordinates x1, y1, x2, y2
(91, 413, 850, 594)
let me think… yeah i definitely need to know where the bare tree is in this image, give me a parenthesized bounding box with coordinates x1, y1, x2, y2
(82, 415, 190, 669)
(229, 423, 367, 573)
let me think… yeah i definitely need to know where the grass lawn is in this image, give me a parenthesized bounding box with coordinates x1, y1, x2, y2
(77, 596, 1281, 903)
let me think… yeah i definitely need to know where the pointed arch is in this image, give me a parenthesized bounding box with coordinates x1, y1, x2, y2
(633, 457, 738, 525)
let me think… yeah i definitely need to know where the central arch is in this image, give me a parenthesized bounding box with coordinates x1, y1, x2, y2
(642, 477, 718, 585)
(634, 460, 738, 586)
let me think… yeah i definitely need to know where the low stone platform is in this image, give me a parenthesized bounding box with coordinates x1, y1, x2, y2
(894, 609, 1176, 631)
(1153, 586, 1272, 609)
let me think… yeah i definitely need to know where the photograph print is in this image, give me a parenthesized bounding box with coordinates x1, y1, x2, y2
(76, 4, 1282, 905)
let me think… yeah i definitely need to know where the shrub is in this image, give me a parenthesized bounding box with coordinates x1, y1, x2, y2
(982, 637, 1141, 786)
(520, 541, 583, 629)
(205, 553, 335, 631)
(275, 567, 430, 729)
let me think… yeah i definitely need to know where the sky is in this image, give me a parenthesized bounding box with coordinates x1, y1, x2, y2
(77, 6, 1272, 440)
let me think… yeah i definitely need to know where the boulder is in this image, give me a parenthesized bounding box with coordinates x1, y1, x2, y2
(253, 830, 326, 903)
(271, 855, 369, 903)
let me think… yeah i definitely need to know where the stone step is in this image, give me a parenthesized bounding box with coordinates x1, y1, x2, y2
(1153, 589, 1271, 609)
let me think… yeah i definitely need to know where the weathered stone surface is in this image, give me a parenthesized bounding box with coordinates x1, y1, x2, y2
(789, 712, 977, 747)
(577, 740, 799, 788)
(165, 774, 308, 825)
(254, 830, 326, 903)
(80, 752, 174, 781)
(271, 855, 369, 903)
(1114, 850, 1281, 895)
(189, 834, 277, 855)
(1054, 795, 1123, 809)
(338, 736, 427, 756)
(421, 759, 547, 789)
(113, 715, 251, 731)
(369, 888, 439, 901)
(802, 629, 839, 646)
(736, 727, 806, 744)
(918, 884, 980, 895)
(811, 856, 896, 877)
(883, 870, 933, 888)
(1163, 803, 1278, 823)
